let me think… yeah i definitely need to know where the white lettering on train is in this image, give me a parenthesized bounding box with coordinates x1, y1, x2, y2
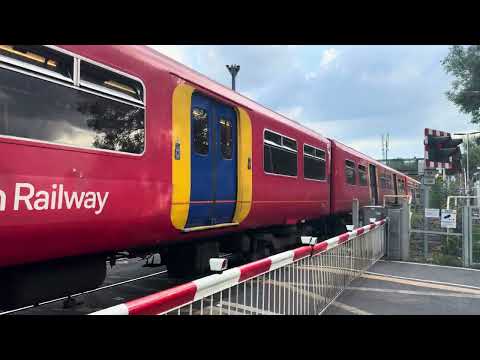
(0, 189, 5, 211)
(6, 183, 109, 215)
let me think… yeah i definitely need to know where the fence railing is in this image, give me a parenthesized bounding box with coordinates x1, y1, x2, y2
(91, 219, 386, 315)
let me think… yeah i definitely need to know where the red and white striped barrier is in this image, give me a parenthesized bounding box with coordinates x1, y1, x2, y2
(90, 219, 386, 315)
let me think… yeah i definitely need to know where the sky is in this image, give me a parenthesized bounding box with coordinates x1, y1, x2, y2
(148, 45, 473, 160)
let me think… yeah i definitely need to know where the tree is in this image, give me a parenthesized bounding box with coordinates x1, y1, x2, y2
(462, 137, 480, 183)
(442, 45, 480, 124)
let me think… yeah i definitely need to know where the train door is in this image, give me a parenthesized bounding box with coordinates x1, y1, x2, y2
(369, 164, 378, 205)
(187, 92, 237, 228)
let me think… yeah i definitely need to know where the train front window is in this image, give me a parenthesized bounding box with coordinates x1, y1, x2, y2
(192, 107, 209, 155)
(0, 66, 144, 154)
(345, 160, 356, 185)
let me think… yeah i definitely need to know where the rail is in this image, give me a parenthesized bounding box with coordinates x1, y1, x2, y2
(91, 219, 387, 315)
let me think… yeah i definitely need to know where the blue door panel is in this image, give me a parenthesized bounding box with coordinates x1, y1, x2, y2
(186, 203, 212, 228)
(190, 93, 214, 202)
(186, 93, 237, 228)
(214, 104, 237, 200)
(214, 202, 236, 225)
(212, 103, 237, 222)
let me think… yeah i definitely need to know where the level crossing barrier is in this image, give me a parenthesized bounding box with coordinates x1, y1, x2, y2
(91, 219, 387, 315)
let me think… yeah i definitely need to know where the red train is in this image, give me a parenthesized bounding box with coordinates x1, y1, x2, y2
(0, 45, 420, 307)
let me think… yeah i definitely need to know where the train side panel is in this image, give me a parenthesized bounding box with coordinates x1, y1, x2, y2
(330, 140, 371, 214)
(0, 46, 177, 268)
(250, 113, 331, 227)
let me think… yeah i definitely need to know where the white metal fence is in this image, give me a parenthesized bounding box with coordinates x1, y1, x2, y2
(92, 219, 386, 315)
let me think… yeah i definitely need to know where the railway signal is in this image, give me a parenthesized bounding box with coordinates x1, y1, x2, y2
(424, 128, 462, 173)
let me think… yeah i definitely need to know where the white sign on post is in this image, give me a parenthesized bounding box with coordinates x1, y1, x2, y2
(473, 208, 480, 220)
(425, 208, 440, 218)
(423, 177, 435, 185)
(440, 209, 457, 228)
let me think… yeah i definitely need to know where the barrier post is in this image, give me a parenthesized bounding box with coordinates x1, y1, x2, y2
(352, 199, 359, 229)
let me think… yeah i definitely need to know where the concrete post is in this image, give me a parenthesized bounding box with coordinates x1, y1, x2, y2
(463, 205, 471, 268)
(401, 197, 410, 261)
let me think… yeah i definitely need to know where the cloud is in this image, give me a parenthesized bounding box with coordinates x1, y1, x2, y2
(147, 45, 189, 65)
(147, 45, 473, 160)
(305, 72, 318, 81)
(278, 106, 304, 120)
(320, 48, 339, 68)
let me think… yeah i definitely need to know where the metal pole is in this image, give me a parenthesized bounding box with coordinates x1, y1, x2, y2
(401, 197, 410, 261)
(423, 184, 430, 259)
(467, 133, 470, 196)
(463, 205, 471, 267)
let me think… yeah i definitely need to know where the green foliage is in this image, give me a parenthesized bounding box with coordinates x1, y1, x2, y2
(461, 138, 480, 181)
(442, 45, 480, 124)
(432, 253, 462, 267)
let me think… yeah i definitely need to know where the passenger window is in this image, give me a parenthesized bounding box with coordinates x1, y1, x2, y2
(304, 145, 326, 181)
(193, 107, 209, 155)
(0, 45, 73, 80)
(0, 67, 144, 154)
(358, 165, 368, 186)
(264, 130, 297, 176)
(220, 117, 232, 159)
(283, 137, 297, 152)
(264, 130, 282, 146)
(345, 160, 356, 185)
(80, 61, 144, 103)
(304, 145, 315, 156)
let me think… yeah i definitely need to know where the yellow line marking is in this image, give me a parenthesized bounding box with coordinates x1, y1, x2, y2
(329, 302, 372, 315)
(347, 286, 480, 299)
(361, 273, 480, 295)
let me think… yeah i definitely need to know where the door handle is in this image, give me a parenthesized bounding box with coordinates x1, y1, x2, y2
(175, 141, 181, 160)
(248, 157, 252, 170)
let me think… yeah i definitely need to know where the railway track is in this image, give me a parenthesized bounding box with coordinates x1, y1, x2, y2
(0, 252, 243, 315)
(0, 258, 182, 315)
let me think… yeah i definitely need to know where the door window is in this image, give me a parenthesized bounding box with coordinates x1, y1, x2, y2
(220, 117, 233, 159)
(192, 107, 209, 155)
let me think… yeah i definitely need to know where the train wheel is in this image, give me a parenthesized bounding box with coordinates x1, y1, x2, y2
(166, 241, 219, 278)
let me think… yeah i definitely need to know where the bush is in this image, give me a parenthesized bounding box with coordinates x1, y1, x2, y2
(432, 253, 462, 267)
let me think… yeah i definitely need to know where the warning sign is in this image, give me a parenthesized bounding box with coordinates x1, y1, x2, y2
(425, 208, 440, 218)
(441, 209, 457, 229)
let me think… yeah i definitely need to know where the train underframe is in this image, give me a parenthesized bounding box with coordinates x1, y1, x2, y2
(0, 214, 350, 310)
